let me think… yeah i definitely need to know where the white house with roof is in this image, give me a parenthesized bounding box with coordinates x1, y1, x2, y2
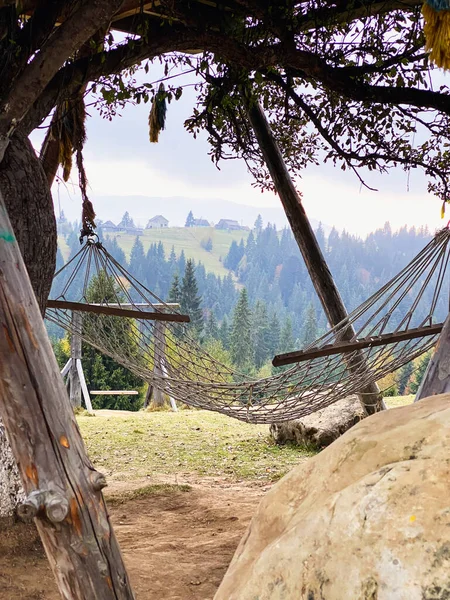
(146, 215, 169, 229)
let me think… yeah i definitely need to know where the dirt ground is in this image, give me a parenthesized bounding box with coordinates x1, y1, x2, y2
(0, 478, 267, 600)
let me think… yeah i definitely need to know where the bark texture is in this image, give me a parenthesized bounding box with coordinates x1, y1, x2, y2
(0, 422, 24, 520)
(269, 395, 366, 448)
(0, 132, 56, 313)
(0, 133, 56, 519)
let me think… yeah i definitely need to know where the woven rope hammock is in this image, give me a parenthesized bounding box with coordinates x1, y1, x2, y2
(45, 228, 450, 423)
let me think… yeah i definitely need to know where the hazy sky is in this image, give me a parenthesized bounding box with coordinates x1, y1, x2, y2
(32, 65, 450, 236)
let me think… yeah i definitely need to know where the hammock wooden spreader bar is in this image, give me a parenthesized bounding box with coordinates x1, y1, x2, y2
(46, 300, 190, 323)
(273, 322, 444, 367)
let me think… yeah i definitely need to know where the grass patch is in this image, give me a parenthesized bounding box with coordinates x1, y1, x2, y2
(104, 227, 249, 277)
(78, 409, 313, 484)
(77, 398, 415, 486)
(107, 483, 192, 506)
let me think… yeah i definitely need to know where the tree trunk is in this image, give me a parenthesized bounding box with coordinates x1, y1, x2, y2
(0, 132, 57, 519)
(0, 132, 56, 313)
(246, 99, 384, 415)
(0, 189, 136, 599)
(0, 422, 25, 522)
(415, 311, 450, 400)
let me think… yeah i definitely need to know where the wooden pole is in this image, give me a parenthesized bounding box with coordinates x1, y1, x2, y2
(246, 99, 384, 414)
(152, 321, 168, 408)
(60, 358, 72, 378)
(47, 299, 190, 323)
(0, 193, 136, 599)
(415, 311, 450, 400)
(76, 359, 94, 414)
(69, 311, 82, 409)
(273, 323, 443, 366)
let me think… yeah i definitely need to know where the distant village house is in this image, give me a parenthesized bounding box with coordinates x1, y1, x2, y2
(192, 218, 211, 227)
(102, 220, 118, 233)
(215, 219, 249, 231)
(101, 220, 143, 235)
(146, 215, 169, 229)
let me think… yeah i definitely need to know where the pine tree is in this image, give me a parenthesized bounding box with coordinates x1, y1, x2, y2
(178, 249, 186, 275)
(129, 236, 145, 282)
(168, 273, 181, 303)
(408, 351, 432, 394)
(108, 237, 128, 268)
(205, 311, 219, 341)
(230, 288, 254, 369)
(268, 312, 281, 356)
(245, 230, 256, 262)
(181, 259, 203, 335)
(253, 300, 270, 368)
(315, 222, 326, 251)
(280, 317, 295, 353)
(220, 273, 237, 316)
(82, 270, 143, 410)
(185, 210, 195, 227)
(224, 240, 244, 272)
(203, 237, 213, 252)
(169, 246, 177, 269)
(219, 315, 230, 349)
(254, 214, 263, 234)
(302, 302, 318, 346)
(120, 211, 135, 228)
(157, 240, 165, 261)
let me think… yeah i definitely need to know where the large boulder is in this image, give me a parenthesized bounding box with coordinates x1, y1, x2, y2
(215, 394, 450, 600)
(269, 394, 366, 447)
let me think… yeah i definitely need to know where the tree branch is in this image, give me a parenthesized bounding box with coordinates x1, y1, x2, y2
(0, 1, 68, 106)
(18, 3, 450, 138)
(270, 73, 449, 195)
(297, 0, 420, 30)
(22, 24, 245, 133)
(0, 0, 124, 149)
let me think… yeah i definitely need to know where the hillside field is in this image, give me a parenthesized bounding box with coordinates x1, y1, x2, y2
(107, 227, 249, 277)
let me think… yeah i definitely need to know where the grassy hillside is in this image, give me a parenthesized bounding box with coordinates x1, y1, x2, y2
(58, 227, 248, 276)
(105, 226, 249, 277)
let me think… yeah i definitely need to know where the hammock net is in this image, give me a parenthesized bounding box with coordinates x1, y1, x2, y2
(45, 228, 450, 423)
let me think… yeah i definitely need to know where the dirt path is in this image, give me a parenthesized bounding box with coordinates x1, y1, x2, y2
(0, 479, 266, 600)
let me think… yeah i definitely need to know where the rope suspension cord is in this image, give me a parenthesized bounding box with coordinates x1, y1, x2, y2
(45, 229, 450, 423)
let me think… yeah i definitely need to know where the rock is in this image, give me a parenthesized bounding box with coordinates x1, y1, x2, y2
(215, 394, 450, 600)
(269, 394, 366, 448)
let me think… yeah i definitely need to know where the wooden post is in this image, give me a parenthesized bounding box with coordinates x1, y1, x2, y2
(76, 358, 94, 414)
(69, 311, 82, 409)
(145, 308, 178, 412)
(151, 321, 168, 408)
(415, 311, 450, 400)
(246, 99, 384, 414)
(0, 194, 136, 599)
(60, 358, 72, 378)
